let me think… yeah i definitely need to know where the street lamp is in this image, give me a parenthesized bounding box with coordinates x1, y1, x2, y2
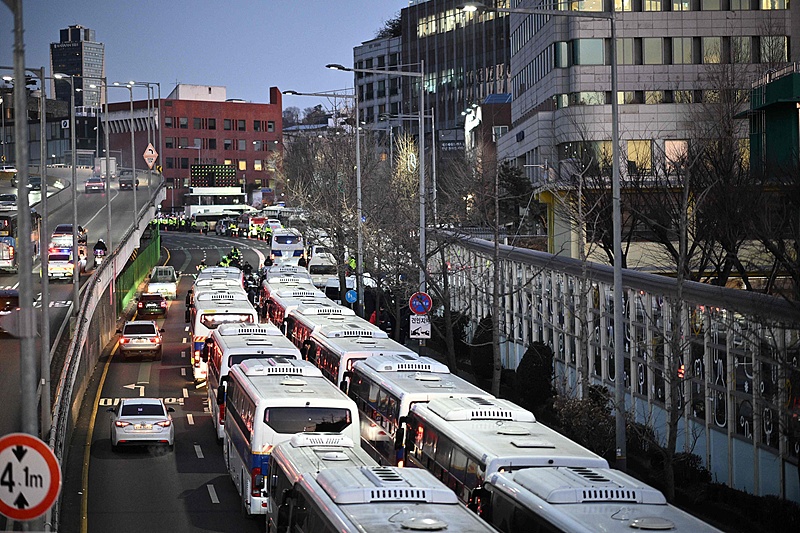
(179, 144, 201, 164)
(0, 95, 5, 162)
(283, 88, 365, 316)
(326, 61, 428, 294)
(113, 82, 138, 228)
(54, 73, 81, 320)
(460, 1, 625, 470)
(131, 80, 161, 193)
(89, 78, 113, 251)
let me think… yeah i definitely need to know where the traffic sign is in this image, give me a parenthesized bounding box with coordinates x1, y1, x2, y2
(142, 143, 158, 170)
(344, 289, 357, 304)
(409, 291, 432, 315)
(410, 314, 431, 339)
(0, 433, 61, 521)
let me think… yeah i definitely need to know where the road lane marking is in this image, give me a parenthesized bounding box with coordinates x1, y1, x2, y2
(194, 445, 204, 459)
(182, 337, 187, 343)
(181, 350, 186, 358)
(183, 388, 189, 398)
(137, 363, 150, 385)
(207, 484, 219, 504)
(187, 414, 194, 425)
(181, 368, 186, 376)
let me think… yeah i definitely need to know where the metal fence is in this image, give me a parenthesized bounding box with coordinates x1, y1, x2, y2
(434, 230, 800, 502)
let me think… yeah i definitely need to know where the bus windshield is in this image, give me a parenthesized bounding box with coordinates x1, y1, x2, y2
(263, 407, 352, 434)
(200, 313, 255, 329)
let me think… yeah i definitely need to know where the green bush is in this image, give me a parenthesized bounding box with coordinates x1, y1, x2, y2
(469, 316, 495, 379)
(513, 341, 555, 412)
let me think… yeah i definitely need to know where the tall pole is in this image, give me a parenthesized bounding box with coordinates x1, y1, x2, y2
(127, 85, 137, 228)
(104, 80, 111, 249)
(355, 90, 364, 317)
(37, 68, 51, 436)
(418, 60, 426, 293)
(431, 107, 437, 226)
(609, 14, 626, 472)
(0, 95, 5, 161)
(69, 76, 79, 320)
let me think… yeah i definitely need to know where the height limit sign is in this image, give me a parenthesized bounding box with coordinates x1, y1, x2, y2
(0, 433, 62, 521)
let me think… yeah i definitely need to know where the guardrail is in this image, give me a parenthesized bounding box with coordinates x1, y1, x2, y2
(46, 178, 166, 530)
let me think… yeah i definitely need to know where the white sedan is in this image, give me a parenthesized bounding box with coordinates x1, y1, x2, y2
(107, 398, 175, 450)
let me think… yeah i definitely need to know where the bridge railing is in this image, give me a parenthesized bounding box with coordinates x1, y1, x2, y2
(433, 229, 800, 502)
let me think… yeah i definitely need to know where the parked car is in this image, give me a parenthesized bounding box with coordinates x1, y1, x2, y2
(117, 320, 164, 360)
(11, 175, 41, 190)
(107, 398, 174, 450)
(137, 293, 167, 317)
(84, 176, 106, 193)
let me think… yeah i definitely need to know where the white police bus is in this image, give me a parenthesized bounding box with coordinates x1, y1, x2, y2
(403, 396, 609, 507)
(345, 353, 493, 466)
(265, 433, 376, 533)
(207, 323, 301, 441)
(281, 466, 497, 532)
(224, 358, 360, 515)
(477, 466, 723, 532)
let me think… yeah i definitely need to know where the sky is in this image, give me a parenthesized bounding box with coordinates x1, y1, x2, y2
(1, 0, 402, 112)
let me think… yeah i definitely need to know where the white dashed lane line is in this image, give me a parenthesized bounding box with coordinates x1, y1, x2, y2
(183, 388, 189, 398)
(207, 484, 219, 504)
(187, 414, 194, 425)
(194, 445, 204, 459)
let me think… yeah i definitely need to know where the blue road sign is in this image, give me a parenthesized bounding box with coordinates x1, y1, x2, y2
(345, 289, 357, 304)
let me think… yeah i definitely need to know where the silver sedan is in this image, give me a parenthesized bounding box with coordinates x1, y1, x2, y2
(107, 398, 175, 450)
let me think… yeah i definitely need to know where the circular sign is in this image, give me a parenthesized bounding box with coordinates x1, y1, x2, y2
(0, 433, 62, 521)
(344, 289, 358, 304)
(409, 292, 433, 315)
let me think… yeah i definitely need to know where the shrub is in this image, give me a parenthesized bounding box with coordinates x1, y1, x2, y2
(514, 341, 555, 412)
(468, 315, 495, 379)
(428, 311, 469, 357)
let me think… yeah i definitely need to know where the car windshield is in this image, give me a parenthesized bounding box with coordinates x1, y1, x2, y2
(264, 407, 352, 434)
(275, 236, 299, 245)
(49, 254, 71, 262)
(0, 194, 16, 202)
(124, 324, 157, 335)
(309, 264, 337, 275)
(53, 225, 72, 234)
(120, 403, 165, 416)
(200, 313, 254, 329)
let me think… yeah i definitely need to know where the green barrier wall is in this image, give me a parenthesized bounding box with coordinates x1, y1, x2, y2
(115, 227, 161, 313)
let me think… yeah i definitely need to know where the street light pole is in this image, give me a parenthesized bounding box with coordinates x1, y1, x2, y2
(327, 61, 427, 293)
(114, 82, 137, 228)
(55, 73, 80, 320)
(461, 1, 625, 470)
(283, 89, 365, 316)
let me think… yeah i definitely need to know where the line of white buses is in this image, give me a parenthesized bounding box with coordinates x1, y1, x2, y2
(185, 264, 722, 532)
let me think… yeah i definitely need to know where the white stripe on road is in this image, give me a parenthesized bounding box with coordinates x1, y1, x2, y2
(181, 350, 186, 358)
(181, 368, 186, 377)
(187, 414, 194, 425)
(182, 337, 187, 343)
(194, 444, 204, 459)
(183, 388, 189, 398)
(207, 484, 219, 504)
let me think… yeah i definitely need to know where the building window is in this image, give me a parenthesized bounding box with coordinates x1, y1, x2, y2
(672, 0, 691, 10)
(238, 139, 246, 151)
(643, 0, 662, 10)
(701, 0, 722, 9)
(617, 38, 634, 65)
(615, 0, 633, 10)
(224, 159, 233, 165)
(179, 117, 188, 129)
(702, 37, 721, 63)
(254, 160, 263, 171)
(224, 139, 232, 150)
(573, 39, 604, 66)
(760, 35, 787, 63)
(179, 137, 189, 147)
(730, 0, 750, 7)
(492, 126, 508, 142)
(570, 92, 606, 106)
(674, 90, 694, 103)
(254, 120, 262, 132)
(732, 36, 751, 63)
(238, 160, 247, 171)
(208, 138, 217, 149)
(627, 140, 652, 173)
(253, 140, 263, 151)
(208, 118, 216, 130)
(165, 157, 174, 169)
(165, 137, 175, 149)
(617, 91, 638, 104)
(180, 157, 189, 169)
(702, 90, 720, 103)
(194, 138, 202, 149)
(267, 121, 275, 133)
(165, 116, 174, 128)
(237, 119, 246, 131)
(224, 119, 232, 130)
(193, 117, 202, 129)
(672, 37, 693, 64)
(761, 0, 787, 8)
(645, 91, 665, 104)
(643, 38, 663, 64)
(664, 139, 688, 173)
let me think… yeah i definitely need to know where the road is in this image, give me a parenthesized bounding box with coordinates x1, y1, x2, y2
(0, 168, 143, 442)
(55, 233, 269, 533)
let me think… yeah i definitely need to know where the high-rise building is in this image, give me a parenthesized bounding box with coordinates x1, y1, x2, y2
(50, 24, 105, 108)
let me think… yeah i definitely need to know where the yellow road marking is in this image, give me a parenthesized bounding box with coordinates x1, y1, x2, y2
(81, 340, 118, 533)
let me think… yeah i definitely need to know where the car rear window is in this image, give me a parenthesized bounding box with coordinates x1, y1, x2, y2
(274, 236, 299, 245)
(49, 254, 71, 262)
(264, 407, 352, 434)
(121, 403, 165, 416)
(124, 324, 157, 335)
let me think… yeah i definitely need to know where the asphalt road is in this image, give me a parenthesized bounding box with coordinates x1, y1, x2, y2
(57, 233, 270, 533)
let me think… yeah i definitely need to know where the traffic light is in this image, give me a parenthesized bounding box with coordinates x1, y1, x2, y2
(677, 364, 685, 379)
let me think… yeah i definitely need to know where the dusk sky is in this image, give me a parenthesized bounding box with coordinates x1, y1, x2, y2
(1, 0, 402, 112)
